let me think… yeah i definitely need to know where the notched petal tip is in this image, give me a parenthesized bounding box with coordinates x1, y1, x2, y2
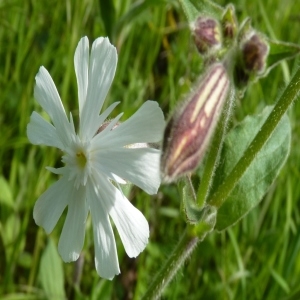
(59, 250, 80, 263)
(79, 36, 89, 45)
(33, 178, 70, 234)
(95, 257, 121, 280)
(80, 35, 118, 140)
(27, 112, 65, 149)
(108, 186, 150, 258)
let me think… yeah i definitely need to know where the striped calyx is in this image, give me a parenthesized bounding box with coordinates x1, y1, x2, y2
(161, 63, 230, 183)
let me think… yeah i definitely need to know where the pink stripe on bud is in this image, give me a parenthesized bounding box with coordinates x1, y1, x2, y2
(161, 63, 230, 183)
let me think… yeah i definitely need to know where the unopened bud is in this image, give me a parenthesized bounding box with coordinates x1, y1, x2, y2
(234, 32, 269, 88)
(191, 17, 222, 55)
(96, 120, 120, 134)
(161, 63, 230, 183)
(222, 5, 238, 40)
(242, 33, 269, 74)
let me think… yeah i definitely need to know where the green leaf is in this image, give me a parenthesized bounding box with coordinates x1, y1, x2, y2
(237, 17, 252, 42)
(119, 182, 133, 199)
(179, 0, 224, 23)
(194, 205, 217, 238)
(178, 0, 199, 23)
(180, 179, 204, 223)
(0, 176, 14, 209)
(266, 39, 300, 72)
(39, 239, 65, 300)
(99, 0, 116, 38)
(1, 214, 21, 261)
(215, 106, 291, 231)
(114, 0, 167, 35)
(179, 178, 217, 238)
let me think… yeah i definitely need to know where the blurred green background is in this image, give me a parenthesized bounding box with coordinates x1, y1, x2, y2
(1, 0, 300, 299)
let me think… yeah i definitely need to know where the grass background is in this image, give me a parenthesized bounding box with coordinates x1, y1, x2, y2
(1, 0, 300, 299)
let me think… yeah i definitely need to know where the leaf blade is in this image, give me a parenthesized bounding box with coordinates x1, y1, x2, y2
(215, 106, 291, 231)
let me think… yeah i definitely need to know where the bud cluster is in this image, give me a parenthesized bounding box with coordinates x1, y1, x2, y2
(161, 5, 272, 183)
(191, 5, 238, 59)
(190, 8, 270, 88)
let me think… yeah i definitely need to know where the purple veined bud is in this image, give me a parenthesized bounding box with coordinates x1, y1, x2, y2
(234, 31, 269, 88)
(96, 120, 120, 134)
(242, 33, 269, 74)
(191, 16, 222, 55)
(160, 63, 230, 183)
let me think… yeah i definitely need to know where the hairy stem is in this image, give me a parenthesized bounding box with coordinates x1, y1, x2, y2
(209, 67, 300, 208)
(142, 227, 199, 300)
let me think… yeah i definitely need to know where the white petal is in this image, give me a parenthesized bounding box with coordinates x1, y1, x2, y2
(33, 176, 71, 234)
(58, 185, 88, 262)
(111, 174, 127, 184)
(94, 101, 165, 148)
(94, 101, 120, 136)
(74, 36, 89, 116)
(87, 180, 120, 280)
(27, 112, 64, 149)
(93, 147, 161, 194)
(34, 67, 72, 148)
(80, 37, 117, 141)
(103, 181, 149, 257)
(46, 166, 65, 175)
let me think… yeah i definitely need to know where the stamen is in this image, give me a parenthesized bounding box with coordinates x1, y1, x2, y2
(76, 151, 87, 168)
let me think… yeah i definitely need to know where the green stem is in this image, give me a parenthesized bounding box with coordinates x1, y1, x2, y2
(209, 67, 300, 208)
(142, 227, 199, 300)
(197, 88, 235, 206)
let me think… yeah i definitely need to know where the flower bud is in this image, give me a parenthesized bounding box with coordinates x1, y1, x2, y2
(191, 17, 222, 55)
(96, 120, 120, 134)
(242, 33, 269, 74)
(161, 63, 230, 183)
(234, 31, 269, 88)
(222, 4, 238, 40)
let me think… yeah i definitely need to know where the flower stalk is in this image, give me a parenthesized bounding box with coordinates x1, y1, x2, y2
(142, 228, 199, 300)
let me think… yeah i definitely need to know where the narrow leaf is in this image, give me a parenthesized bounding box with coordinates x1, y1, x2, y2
(98, 0, 116, 38)
(0, 176, 14, 208)
(180, 179, 204, 223)
(266, 39, 300, 72)
(215, 106, 291, 231)
(179, 0, 224, 23)
(178, 0, 199, 23)
(39, 238, 65, 300)
(114, 0, 166, 34)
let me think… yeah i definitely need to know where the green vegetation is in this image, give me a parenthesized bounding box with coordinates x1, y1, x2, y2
(1, 0, 300, 299)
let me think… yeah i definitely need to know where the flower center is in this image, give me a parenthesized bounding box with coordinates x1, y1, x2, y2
(76, 151, 87, 169)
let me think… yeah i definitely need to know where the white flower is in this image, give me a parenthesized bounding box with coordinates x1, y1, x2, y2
(27, 36, 165, 280)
